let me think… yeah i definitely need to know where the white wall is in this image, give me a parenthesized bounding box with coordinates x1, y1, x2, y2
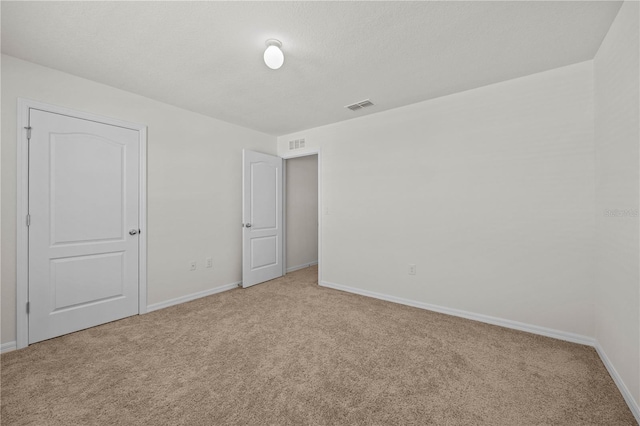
(278, 61, 595, 337)
(594, 1, 640, 407)
(1, 55, 276, 344)
(286, 155, 318, 271)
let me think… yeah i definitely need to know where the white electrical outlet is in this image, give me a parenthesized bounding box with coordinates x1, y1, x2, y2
(189, 261, 197, 271)
(408, 264, 416, 275)
(206, 257, 213, 268)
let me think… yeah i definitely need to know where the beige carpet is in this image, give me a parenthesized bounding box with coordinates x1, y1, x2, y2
(1, 266, 636, 425)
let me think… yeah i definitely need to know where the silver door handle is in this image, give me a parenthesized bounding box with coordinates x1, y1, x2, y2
(129, 229, 139, 235)
(244, 223, 252, 228)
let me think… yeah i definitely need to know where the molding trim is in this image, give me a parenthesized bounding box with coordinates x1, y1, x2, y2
(320, 280, 595, 346)
(286, 261, 318, 273)
(147, 281, 240, 313)
(1, 341, 17, 354)
(594, 342, 640, 423)
(280, 148, 320, 160)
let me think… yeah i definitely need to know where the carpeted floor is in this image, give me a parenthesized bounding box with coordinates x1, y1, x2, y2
(1, 265, 636, 425)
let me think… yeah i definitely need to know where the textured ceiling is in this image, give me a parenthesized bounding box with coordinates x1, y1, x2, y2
(1, 1, 622, 136)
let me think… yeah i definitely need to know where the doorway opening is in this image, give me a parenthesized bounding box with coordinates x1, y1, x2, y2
(283, 153, 319, 283)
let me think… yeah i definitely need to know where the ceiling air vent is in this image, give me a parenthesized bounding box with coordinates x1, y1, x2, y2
(345, 99, 374, 111)
(289, 138, 306, 150)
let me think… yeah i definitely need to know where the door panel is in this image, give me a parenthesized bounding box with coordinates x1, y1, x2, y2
(51, 252, 125, 311)
(242, 150, 283, 288)
(50, 134, 125, 244)
(251, 236, 278, 268)
(28, 109, 139, 344)
(250, 162, 278, 229)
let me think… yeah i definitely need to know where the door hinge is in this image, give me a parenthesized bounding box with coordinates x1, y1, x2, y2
(26, 214, 31, 227)
(26, 301, 30, 314)
(24, 126, 32, 140)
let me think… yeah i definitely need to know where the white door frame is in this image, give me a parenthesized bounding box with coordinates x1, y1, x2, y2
(16, 98, 148, 349)
(280, 148, 322, 285)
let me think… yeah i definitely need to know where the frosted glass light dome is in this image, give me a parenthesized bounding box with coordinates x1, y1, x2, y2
(264, 39, 284, 70)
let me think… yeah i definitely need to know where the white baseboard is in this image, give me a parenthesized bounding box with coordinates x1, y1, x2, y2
(147, 281, 240, 313)
(320, 280, 640, 421)
(594, 342, 640, 423)
(320, 280, 594, 346)
(286, 261, 318, 273)
(1, 341, 17, 354)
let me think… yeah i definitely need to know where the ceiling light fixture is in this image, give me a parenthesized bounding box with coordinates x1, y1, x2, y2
(264, 39, 284, 70)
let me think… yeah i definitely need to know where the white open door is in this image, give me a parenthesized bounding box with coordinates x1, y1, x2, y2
(242, 150, 283, 288)
(28, 109, 140, 344)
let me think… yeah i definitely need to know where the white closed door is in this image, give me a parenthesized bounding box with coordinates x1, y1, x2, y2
(242, 150, 283, 288)
(28, 109, 140, 344)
